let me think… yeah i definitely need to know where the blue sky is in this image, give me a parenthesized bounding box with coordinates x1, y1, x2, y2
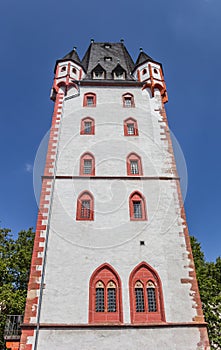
(0, 0, 220, 261)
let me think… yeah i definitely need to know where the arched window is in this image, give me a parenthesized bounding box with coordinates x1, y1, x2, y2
(83, 92, 96, 107)
(142, 68, 147, 75)
(80, 152, 95, 176)
(129, 262, 165, 323)
(124, 117, 138, 136)
(89, 263, 123, 323)
(80, 117, 95, 135)
(127, 153, 143, 176)
(129, 191, 147, 221)
(122, 93, 135, 108)
(76, 191, 94, 221)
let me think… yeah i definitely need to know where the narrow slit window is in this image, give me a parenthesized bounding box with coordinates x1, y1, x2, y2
(135, 282, 145, 312)
(147, 282, 157, 312)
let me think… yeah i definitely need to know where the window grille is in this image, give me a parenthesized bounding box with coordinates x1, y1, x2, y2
(84, 160, 92, 174)
(96, 288, 105, 312)
(84, 121, 92, 134)
(147, 287, 157, 312)
(4, 315, 23, 339)
(130, 160, 139, 174)
(135, 288, 145, 312)
(108, 288, 116, 312)
(133, 201, 142, 218)
(81, 200, 90, 218)
(125, 97, 132, 107)
(127, 123, 135, 135)
(87, 97, 94, 106)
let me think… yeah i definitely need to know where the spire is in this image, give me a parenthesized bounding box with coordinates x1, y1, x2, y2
(62, 47, 81, 64)
(135, 50, 153, 66)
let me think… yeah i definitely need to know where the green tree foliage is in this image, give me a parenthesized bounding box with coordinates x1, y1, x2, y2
(191, 236, 221, 349)
(0, 228, 34, 349)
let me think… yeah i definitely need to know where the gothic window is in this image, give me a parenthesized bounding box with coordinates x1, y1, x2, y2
(127, 153, 143, 176)
(89, 264, 123, 323)
(80, 152, 95, 176)
(129, 191, 147, 221)
(129, 262, 165, 323)
(124, 118, 138, 136)
(122, 93, 135, 108)
(83, 93, 96, 107)
(80, 117, 95, 135)
(76, 191, 94, 221)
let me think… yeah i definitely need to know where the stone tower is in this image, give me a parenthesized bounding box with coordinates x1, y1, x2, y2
(20, 40, 210, 349)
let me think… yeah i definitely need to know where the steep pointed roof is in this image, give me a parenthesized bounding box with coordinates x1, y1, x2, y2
(135, 51, 153, 66)
(62, 48, 81, 64)
(81, 42, 135, 80)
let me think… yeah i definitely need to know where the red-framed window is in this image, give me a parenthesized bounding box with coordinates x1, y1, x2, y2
(89, 263, 123, 324)
(127, 153, 143, 176)
(129, 191, 147, 221)
(83, 92, 96, 107)
(122, 93, 135, 108)
(80, 152, 95, 176)
(76, 191, 94, 221)
(80, 117, 95, 135)
(124, 117, 139, 136)
(129, 262, 165, 324)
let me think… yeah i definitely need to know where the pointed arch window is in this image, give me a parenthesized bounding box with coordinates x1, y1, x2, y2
(89, 264, 123, 323)
(76, 191, 94, 221)
(80, 152, 95, 176)
(129, 191, 147, 221)
(124, 118, 138, 136)
(122, 93, 135, 108)
(80, 117, 95, 135)
(83, 92, 96, 107)
(127, 153, 143, 176)
(129, 262, 165, 323)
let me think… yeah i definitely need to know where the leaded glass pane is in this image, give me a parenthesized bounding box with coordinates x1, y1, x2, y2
(84, 121, 92, 134)
(147, 288, 157, 312)
(125, 97, 132, 107)
(133, 201, 142, 218)
(84, 160, 92, 174)
(127, 123, 135, 135)
(108, 288, 116, 312)
(130, 160, 139, 174)
(86, 97, 94, 106)
(81, 200, 90, 218)
(96, 288, 104, 312)
(135, 288, 145, 312)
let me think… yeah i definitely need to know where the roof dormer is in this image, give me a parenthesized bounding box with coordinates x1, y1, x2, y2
(112, 64, 126, 80)
(91, 64, 106, 79)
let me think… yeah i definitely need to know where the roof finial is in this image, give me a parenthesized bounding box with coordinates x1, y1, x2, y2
(120, 38, 124, 43)
(73, 46, 77, 51)
(139, 47, 143, 52)
(91, 38, 94, 43)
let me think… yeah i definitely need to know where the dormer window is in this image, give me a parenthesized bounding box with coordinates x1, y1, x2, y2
(104, 57, 112, 62)
(104, 44, 111, 49)
(92, 64, 105, 80)
(112, 64, 126, 80)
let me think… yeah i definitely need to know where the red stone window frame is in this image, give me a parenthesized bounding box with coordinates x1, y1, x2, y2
(129, 191, 147, 221)
(122, 93, 135, 108)
(83, 92, 96, 107)
(76, 191, 94, 221)
(127, 153, 143, 176)
(80, 117, 95, 135)
(89, 263, 123, 324)
(80, 152, 95, 176)
(129, 262, 165, 324)
(124, 117, 139, 136)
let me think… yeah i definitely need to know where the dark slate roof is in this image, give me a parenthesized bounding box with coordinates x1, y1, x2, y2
(81, 42, 135, 80)
(135, 51, 153, 66)
(62, 48, 81, 64)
